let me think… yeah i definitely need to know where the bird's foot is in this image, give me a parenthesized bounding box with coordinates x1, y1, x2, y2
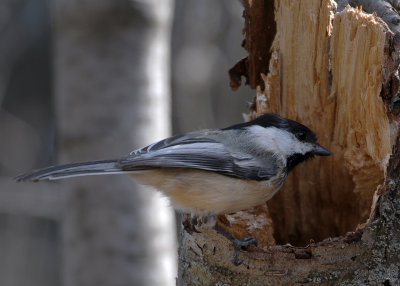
(230, 236, 258, 266)
(214, 223, 258, 266)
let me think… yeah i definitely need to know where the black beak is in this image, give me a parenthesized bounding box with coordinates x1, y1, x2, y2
(313, 144, 331, 156)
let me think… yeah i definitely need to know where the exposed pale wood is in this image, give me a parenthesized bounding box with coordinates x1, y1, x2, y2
(179, 1, 400, 284)
(259, 0, 341, 246)
(259, 2, 393, 246)
(218, 205, 276, 247)
(349, 0, 400, 34)
(330, 6, 391, 196)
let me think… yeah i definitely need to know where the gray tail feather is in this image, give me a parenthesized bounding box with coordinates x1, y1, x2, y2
(15, 160, 125, 182)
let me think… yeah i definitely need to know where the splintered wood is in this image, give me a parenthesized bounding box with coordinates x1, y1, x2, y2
(330, 7, 391, 206)
(252, 3, 394, 245)
(179, 2, 400, 284)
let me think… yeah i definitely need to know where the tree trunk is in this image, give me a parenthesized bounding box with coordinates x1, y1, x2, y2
(179, 1, 400, 285)
(53, 1, 176, 285)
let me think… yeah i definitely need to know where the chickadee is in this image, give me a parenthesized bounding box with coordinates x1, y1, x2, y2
(16, 113, 330, 215)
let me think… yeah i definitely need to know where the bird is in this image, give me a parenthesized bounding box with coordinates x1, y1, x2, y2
(15, 113, 331, 215)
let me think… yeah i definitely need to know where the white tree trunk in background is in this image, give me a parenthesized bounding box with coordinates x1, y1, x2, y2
(53, 1, 176, 285)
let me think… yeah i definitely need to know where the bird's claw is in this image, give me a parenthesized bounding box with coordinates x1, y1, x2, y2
(230, 236, 258, 265)
(232, 236, 258, 248)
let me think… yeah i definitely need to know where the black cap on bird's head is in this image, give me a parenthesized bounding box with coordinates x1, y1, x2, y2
(267, 114, 331, 157)
(224, 113, 331, 171)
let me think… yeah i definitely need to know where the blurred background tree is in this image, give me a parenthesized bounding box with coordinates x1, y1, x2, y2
(0, 0, 250, 285)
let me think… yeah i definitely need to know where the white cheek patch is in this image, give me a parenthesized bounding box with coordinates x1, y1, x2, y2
(247, 125, 314, 157)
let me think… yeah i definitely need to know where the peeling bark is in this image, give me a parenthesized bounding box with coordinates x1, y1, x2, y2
(229, 0, 276, 90)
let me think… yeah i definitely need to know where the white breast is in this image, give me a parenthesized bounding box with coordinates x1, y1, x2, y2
(129, 169, 286, 215)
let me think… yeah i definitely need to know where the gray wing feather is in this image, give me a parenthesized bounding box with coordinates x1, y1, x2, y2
(129, 132, 214, 155)
(15, 160, 122, 181)
(119, 133, 277, 181)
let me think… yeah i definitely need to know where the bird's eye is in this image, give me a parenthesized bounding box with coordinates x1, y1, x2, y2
(296, 132, 306, 141)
